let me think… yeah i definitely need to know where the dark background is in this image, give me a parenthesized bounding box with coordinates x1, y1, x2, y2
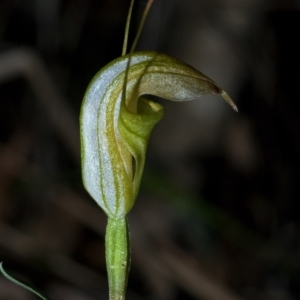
(0, 0, 300, 299)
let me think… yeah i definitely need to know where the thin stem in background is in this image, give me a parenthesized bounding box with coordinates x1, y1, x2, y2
(130, 0, 155, 53)
(122, 0, 135, 56)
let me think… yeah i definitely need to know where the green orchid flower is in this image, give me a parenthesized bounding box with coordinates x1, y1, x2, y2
(80, 1, 237, 300)
(80, 47, 237, 300)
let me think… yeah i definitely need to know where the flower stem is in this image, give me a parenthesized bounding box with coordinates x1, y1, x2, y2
(106, 217, 131, 300)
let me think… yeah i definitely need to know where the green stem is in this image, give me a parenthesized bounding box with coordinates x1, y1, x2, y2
(106, 217, 131, 300)
(130, 0, 155, 53)
(122, 0, 135, 56)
